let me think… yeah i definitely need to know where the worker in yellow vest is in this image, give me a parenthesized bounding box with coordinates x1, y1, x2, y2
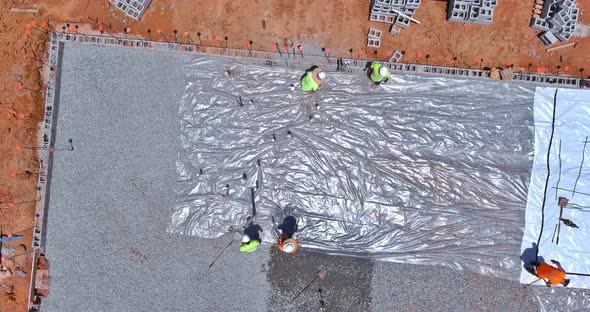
(301, 66, 326, 93)
(240, 222, 263, 253)
(368, 62, 391, 89)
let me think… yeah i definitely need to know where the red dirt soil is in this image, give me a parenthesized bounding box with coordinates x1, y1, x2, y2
(0, 0, 589, 311)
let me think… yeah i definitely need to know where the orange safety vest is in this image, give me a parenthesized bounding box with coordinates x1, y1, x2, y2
(277, 237, 300, 254)
(537, 262, 566, 285)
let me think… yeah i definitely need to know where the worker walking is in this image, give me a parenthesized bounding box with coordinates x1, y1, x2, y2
(531, 259, 570, 287)
(276, 216, 300, 254)
(240, 222, 263, 253)
(301, 66, 326, 93)
(367, 62, 391, 89)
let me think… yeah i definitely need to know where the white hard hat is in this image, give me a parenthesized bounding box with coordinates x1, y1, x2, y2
(379, 66, 389, 77)
(318, 71, 326, 80)
(283, 241, 296, 253)
(242, 234, 250, 243)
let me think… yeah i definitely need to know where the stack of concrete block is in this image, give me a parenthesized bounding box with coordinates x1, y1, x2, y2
(447, 0, 498, 25)
(530, 0, 579, 45)
(367, 28, 383, 48)
(369, 0, 422, 36)
(108, 0, 153, 20)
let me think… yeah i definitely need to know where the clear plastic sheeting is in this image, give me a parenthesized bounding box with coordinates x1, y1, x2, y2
(170, 56, 536, 279)
(531, 287, 590, 312)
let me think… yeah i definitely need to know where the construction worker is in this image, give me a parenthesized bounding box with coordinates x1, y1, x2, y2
(240, 222, 263, 253)
(277, 216, 300, 254)
(301, 66, 326, 93)
(533, 259, 570, 287)
(368, 62, 391, 89)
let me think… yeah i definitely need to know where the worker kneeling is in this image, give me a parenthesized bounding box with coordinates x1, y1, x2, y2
(368, 62, 391, 89)
(240, 222, 263, 253)
(531, 259, 570, 287)
(301, 66, 326, 93)
(277, 216, 300, 254)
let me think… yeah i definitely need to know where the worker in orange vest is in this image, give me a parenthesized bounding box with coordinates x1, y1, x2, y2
(533, 259, 570, 287)
(276, 216, 300, 254)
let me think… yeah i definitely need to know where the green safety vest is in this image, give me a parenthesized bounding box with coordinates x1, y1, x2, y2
(301, 71, 320, 92)
(370, 62, 391, 82)
(240, 240, 261, 253)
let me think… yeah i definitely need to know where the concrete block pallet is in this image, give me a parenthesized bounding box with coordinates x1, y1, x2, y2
(108, 0, 153, 20)
(369, 0, 422, 37)
(447, 0, 498, 25)
(530, 0, 579, 45)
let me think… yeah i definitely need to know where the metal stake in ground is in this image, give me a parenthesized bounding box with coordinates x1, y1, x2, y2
(208, 238, 234, 268)
(157, 29, 170, 43)
(321, 48, 330, 62)
(250, 187, 256, 216)
(274, 43, 282, 57)
(318, 288, 326, 311)
(289, 271, 326, 304)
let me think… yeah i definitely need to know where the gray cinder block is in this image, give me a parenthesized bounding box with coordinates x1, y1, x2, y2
(388, 50, 403, 63)
(395, 15, 411, 28)
(554, 31, 571, 42)
(530, 18, 550, 31)
(368, 28, 383, 38)
(539, 31, 559, 45)
(367, 37, 381, 48)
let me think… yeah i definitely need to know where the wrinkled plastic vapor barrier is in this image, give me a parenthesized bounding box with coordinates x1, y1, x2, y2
(170, 56, 537, 280)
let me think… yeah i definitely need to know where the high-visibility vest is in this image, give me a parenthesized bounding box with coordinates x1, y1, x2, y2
(370, 62, 391, 82)
(537, 262, 566, 285)
(301, 71, 320, 92)
(240, 240, 261, 252)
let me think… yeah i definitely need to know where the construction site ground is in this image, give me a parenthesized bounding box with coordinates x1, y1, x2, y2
(0, 0, 589, 311)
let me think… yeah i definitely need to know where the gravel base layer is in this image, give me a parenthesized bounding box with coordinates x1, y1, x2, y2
(371, 261, 539, 312)
(44, 42, 541, 312)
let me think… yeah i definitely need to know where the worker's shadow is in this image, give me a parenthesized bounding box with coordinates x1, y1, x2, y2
(521, 242, 544, 275)
(364, 61, 375, 79)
